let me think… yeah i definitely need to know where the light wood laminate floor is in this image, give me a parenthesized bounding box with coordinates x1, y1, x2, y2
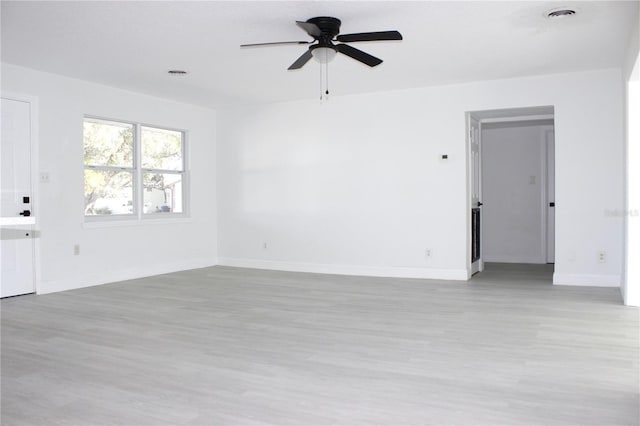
(1, 264, 638, 425)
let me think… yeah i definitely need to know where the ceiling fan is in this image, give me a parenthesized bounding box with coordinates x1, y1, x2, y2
(241, 17, 403, 70)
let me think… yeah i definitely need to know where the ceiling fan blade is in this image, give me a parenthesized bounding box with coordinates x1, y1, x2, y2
(336, 30, 403, 43)
(335, 44, 383, 67)
(296, 21, 322, 38)
(241, 41, 311, 48)
(288, 49, 313, 70)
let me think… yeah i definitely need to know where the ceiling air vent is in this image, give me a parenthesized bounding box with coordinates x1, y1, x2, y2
(545, 8, 577, 19)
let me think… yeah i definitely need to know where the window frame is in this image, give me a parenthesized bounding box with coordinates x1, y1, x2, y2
(83, 115, 189, 223)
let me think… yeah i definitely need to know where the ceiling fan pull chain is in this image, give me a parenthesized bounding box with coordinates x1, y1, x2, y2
(319, 58, 323, 102)
(325, 61, 330, 100)
(319, 51, 329, 102)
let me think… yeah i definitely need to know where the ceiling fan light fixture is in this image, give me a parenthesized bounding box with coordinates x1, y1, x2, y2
(311, 47, 337, 64)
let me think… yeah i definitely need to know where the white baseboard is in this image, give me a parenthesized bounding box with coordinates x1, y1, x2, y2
(216, 257, 468, 281)
(553, 273, 621, 288)
(37, 258, 217, 295)
(623, 290, 640, 307)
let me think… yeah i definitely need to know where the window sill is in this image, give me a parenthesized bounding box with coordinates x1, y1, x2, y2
(83, 215, 192, 229)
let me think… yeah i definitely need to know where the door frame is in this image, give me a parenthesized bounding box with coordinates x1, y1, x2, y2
(544, 129, 555, 263)
(2, 92, 40, 294)
(466, 113, 483, 277)
(466, 108, 555, 277)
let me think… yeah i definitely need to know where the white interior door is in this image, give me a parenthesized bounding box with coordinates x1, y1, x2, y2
(469, 115, 482, 274)
(1, 97, 35, 297)
(546, 129, 555, 263)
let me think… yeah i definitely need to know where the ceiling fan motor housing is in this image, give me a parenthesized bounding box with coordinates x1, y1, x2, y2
(307, 17, 342, 39)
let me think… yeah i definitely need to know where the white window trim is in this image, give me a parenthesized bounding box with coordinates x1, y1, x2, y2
(83, 115, 189, 223)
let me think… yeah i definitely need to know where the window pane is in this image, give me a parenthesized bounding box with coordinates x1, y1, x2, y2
(84, 170, 134, 215)
(143, 173, 183, 214)
(83, 119, 133, 167)
(141, 126, 183, 171)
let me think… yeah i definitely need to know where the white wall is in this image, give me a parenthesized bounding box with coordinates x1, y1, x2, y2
(217, 68, 624, 286)
(481, 123, 552, 264)
(623, 9, 640, 306)
(1, 63, 218, 294)
(1, 64, 624, 293)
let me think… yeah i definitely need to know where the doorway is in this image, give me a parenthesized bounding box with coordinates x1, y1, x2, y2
(467, 106, 555, 278)
(1, 95, 37, 297)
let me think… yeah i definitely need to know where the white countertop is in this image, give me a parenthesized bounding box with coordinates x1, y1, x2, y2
(0, 216, 36, 226)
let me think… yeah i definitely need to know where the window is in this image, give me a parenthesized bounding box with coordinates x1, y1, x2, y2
(83, 117, 186, 220)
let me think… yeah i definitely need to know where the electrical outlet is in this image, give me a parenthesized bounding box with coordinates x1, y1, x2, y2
(598, 251, 606, 263)
(262, 242, 267, 250)
(73, 244, 80, 256)
(40, 172, 50, 183)
(425, 249, 432, 258)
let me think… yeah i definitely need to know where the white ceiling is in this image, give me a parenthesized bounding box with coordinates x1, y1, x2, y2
(2, 1, 638, 108)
